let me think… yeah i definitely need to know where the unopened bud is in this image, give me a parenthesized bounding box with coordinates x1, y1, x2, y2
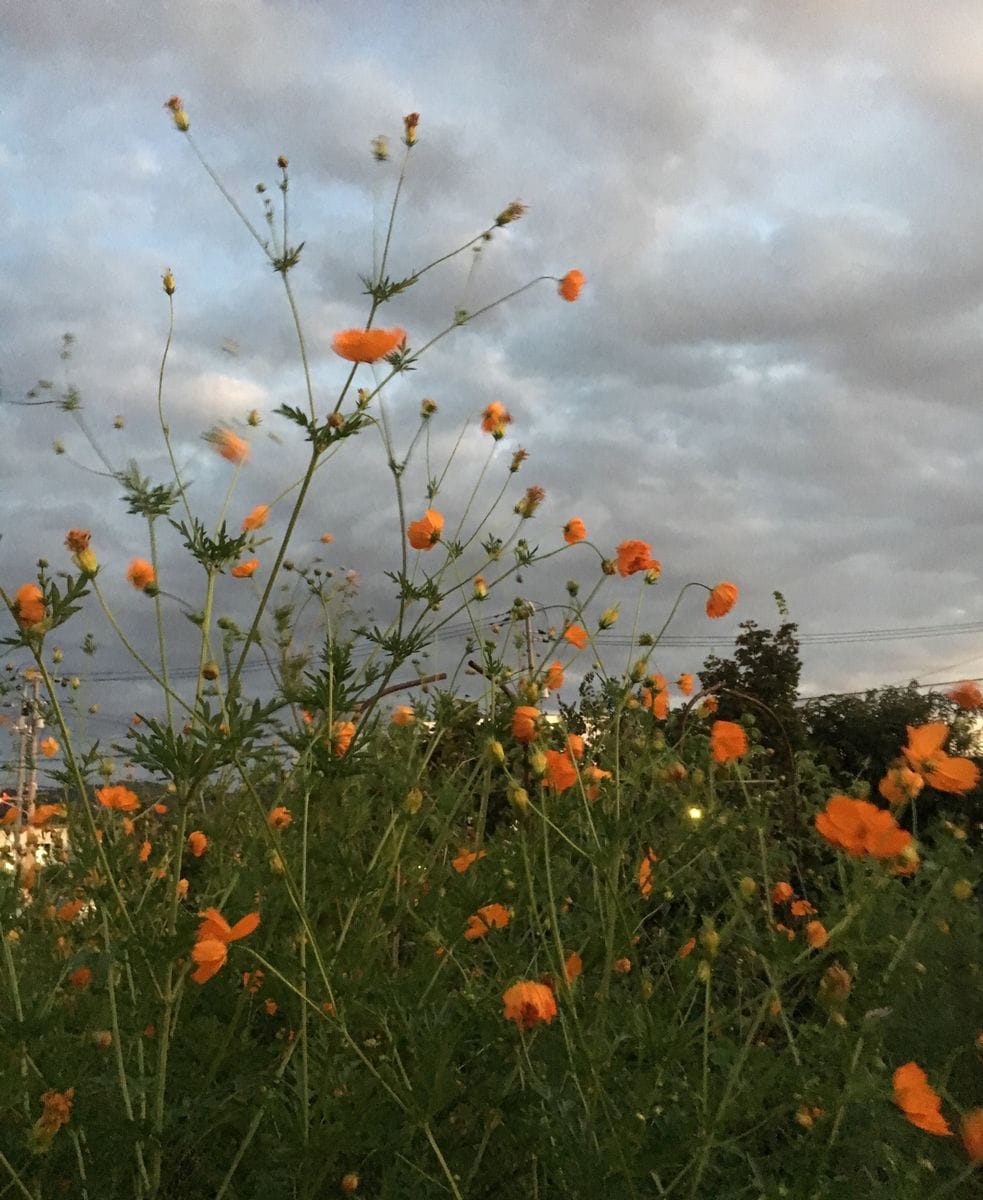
(247, 409, 261, 427)
(420, 397, 437, 416)
(277, 155, 289, 169)
(162, 269, 176, 295)
(371, 135, 390, 161)
(403, 112, 420, 146)
(601, 559, 616, 576)
(529, 750, 548, 778)
(473, 575, 488, 600)
(818, 962, 852, 1011)
(487, 739, 505, 765)
(699, 928, 720, 958)
(598, 606, 619, 630)
(495, 200, 527, 227)
(645, 566, 661, 584)
(952, 879, 974, 901)
(75, 549, 98, 575)
(738, 876, 758, 898)
(201, 662, 220, 682)
(403, 786, 423, 815)
(508, 785, 530, 816)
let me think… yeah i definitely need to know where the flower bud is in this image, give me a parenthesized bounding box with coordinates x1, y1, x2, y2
(403, 786, 423, 815)
(529, 750, 548, 778)
(495, 200, 527, 226)
(420, 397, 437, 417)
(508, 785, 530, 816)
(75, 549, 98, 575)
(403, 112, 420, 146)
(473, 575, 488, 600)
(201, 662, 220, 682)
(162, 269, 176, 296)
(487, 739, 506, 765)
(645, 566, 662, 584)
(371, 135, 390, 161)
(699, 928, 720, 958)
(738, 876, 758, 898)
(818, 962, 852, 1011)
(598, 606, 619, 630)
(952, 879, 974, 901)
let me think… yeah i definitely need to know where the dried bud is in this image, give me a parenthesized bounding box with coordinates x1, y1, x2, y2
(247, 409, 261, 427)
(163, 97, 189, 131)
(403, 787, 423, 815)
(496, 200, 528, 227)
(818, 962, 852, 1011)
(201, 662, 220, 682)
(738, 876, 758, 898)
(514, 486, 545, 519)
(277, 155, 289, 169)
(509, 448, 529, 473)
(371, 135, 390, 161)
(601, 559, 616, 576)
(420, 397, 437, 417)
(113, 414, 124, 429)
(403, 112, 420, 146)
(645, 566, 662, 584)
(473, 575, 488, 600)
(162, 269, 176, 296)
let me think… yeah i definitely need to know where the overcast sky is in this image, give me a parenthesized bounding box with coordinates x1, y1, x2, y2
(4, 0, 983, 752)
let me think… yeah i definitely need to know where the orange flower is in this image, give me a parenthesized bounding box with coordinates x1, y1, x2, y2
(878, 763, 924, 806)
(138, 840, 152, 863)
(511, 705, 540, 743)
(65, 529, 91, 554)
(68, 966, 92, 990)
(14, 583, 46, 627)
(545, 661, 564, 691)
(126, 559, 156, 592)
(583, 764, 612, 801)
(451, 848, 486, 874)
(558, 269, 585, 302)
(563, 518, 586, 545)
(815, 795, 912, 860)
(231, 559, 258, 578)
(615, 540, 659, 577)
(948, 681, 983, 710)
(677, 673, 694, 695)
(902, 723, 980, 794)
(31, 803, 64, 827)
(241, 504, 269, 532)
(790, 899, 816, 918)
(480, 401, 512, 439)
(36, 1088, 74, 1136)
(892, 1062, 952, 1137)
(706, 582, 739, 619)
(638, 847, 659, 897)
(565, 733, 585, 760)
(187, 831, 208, 858)
(242, 969, 265, 994)
(96, 785, 140, 812)
(502, 980, 558, 1030)
(804, 920, 828, 948)
(564, 951, 583, 984)
(40, 737, 59, 758)
(332, 327, 406, 363)
(961, 1108, 983, 1163)
(391, 705, 415, 726)
(464, 902, 511, 941)
(678, 937, 697, 959)
(191, 908, 261, 985)
(320, 532, 334, 544)
(407, 509, 444, 550)
(563, 624, 588, 650)
(544, 749, 577, 792)
(206, 427, 250, 464)
(331, 720, 356, 756)
(268, 806, 293, 830)
(710, 720, 748, 764)
(641, 683, 669, 720)
(57, 899, 84, 922)
(770, 881, 794, 904)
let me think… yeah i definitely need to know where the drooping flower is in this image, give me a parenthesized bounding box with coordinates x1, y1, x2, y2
(948, 681, 983, 710)
(231, 559, 258, 578)
(96, 785, 140, 812)
(615, 540, 659, 578)
(126, 559, 156, 592)
(464, 903, 511, 941)
(558, 269, 585, 302)
(515, 486, 546, 518)
(511, 706, 540, 743)
(710, 720, 748, 764)
(163, 95, 189, 132)
(878, 763, 925, 807)
(205, 427, 250, 465)
(14, 583, 46, 627)
(191, 908, 261, 985)
(545, 661, 564, 691)
(480, 401, 512, 439)
(451, 848, 486, 874)
(815, 795, 912, 861)
(331, 720, 356, 757)
(706, 582, 739, 619)
(407, 509, 444, 550)
(268, 806, 293, 830)
(391, 705, 415, 726)
(241, 505, 269, 532)
(544, 749, 577, 792)
(502, 980, 558, 1030)
(563, 518, 586, 545)
(331, 327, 406, 363)
(583, 764, 612, 802)
(187, 831, 208, 858)
(902, 723, 980, 794)
(892, 1062, 952, 1137)
(563, 624, 588, 650)
(40, 737, 59, 758)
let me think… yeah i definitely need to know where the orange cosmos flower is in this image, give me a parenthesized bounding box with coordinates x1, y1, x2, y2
(638, 848, 659, 897)
(558, 269, 585, 302)
(962, 1109, 983, 1163)
(544, 749, 577, 792)
(205, 427, 250, 465)
(710, 720, 748, 763)
(40, 737, 59, 758)
(678, 937, 697, 959)
(677, 673, 694, 695)
(187, 831, 208, 858)
(268, 806, 293, 830)
(583, 764, 611, 801)
(242, 969, 265, 994)
(770, 881, 794, 904)
(451, 848, 486, 874)
(563, 624, 588, 650)
(804, 920, 828, 948)
(815, 795, 912, 861)
(36, 1088, 74, 1137)
(563, 518, 586, 544)
(241, 504, 269, 532)
(948, 680, 983, 710)
(641, 683, 669, 720)
(31, 803, 65, 827)
(138, 840, 152, 863)
(96, 785, 140, 812)
(231, 559, 258, 579)
(545, 661, 564, 690)
(511, 705, 540, 743)
(65, 529, 91, 554)
(331, 327, 406, 363)
(14, 583, 46, 627)
(320, 532, 334, 544)
(191, 908, 261, 985)
(68, 966, 92, 990)
(407, 509, 444, 550)
(391, 705, 415, 726)
(790, 898, 816, 917)
(902, 723, 980, 794)
(615, 540, 659, 577)
(565, 733, 585, 760)
(878, 763, 925, 807)
(126, 559, 156, 592)
(706, 582, 739, 619)
(892, 1062, 952, 1137)
(331, 720, 356, 756)
(564, 951, 583, 984)
(464, 902, 511, 941)
(502, 980, 558, 1030)
(57, 899, 84, 922)
(480, 401, 512, 439)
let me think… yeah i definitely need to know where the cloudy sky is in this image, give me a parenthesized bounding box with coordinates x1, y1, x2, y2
(4, 0, 983, 751)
